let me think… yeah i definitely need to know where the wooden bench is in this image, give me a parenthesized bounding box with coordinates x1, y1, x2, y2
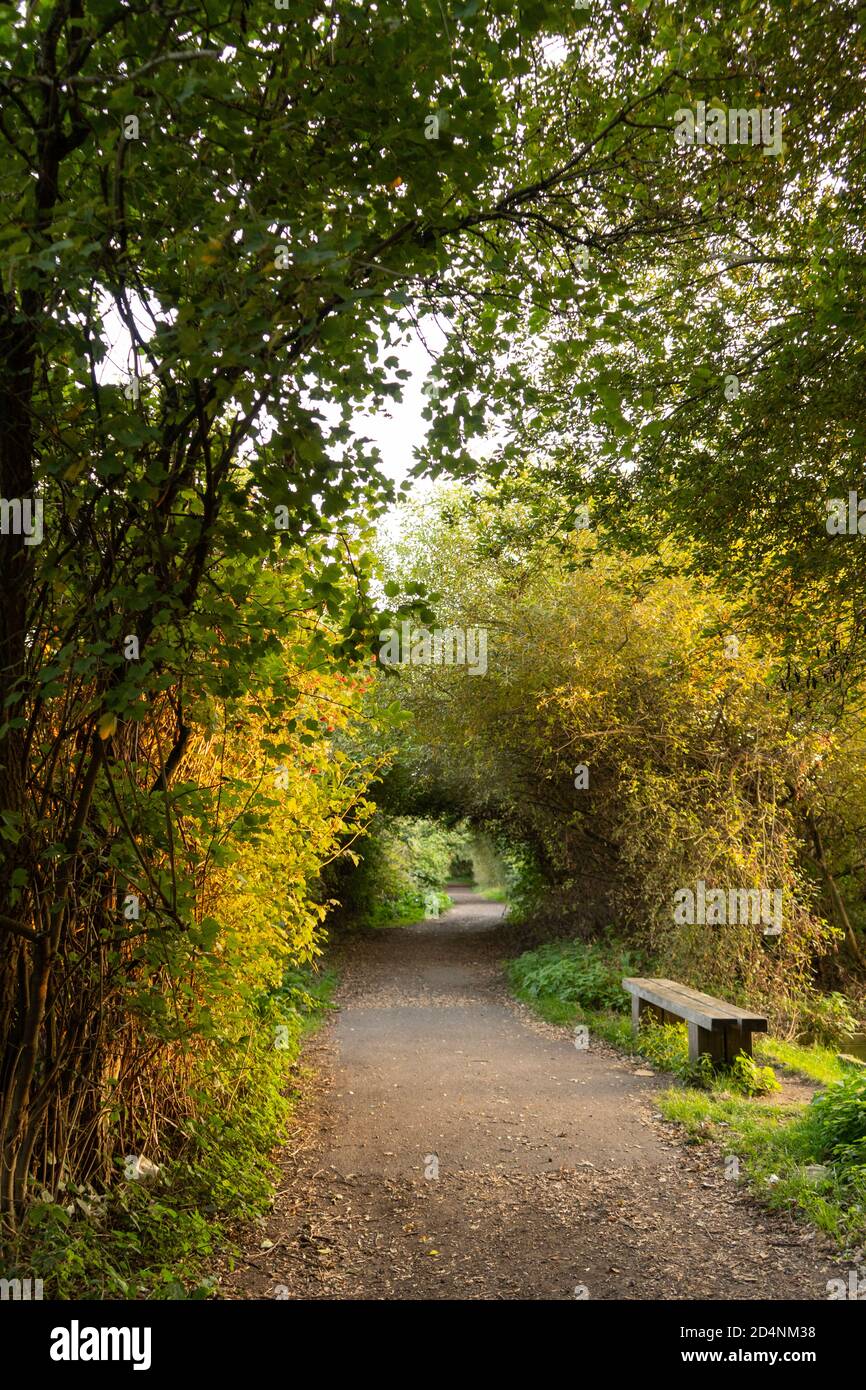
(622, 976, 768, 1064)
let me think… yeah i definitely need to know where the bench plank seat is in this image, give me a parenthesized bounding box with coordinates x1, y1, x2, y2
(622, 976, 768, 1063)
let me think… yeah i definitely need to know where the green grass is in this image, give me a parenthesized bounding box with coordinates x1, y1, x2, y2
(476, 886, 508, 903)
(579, 1008, 634, 1047)
(509, 988, 633, 1045)
(755, 1035, 847, 1087)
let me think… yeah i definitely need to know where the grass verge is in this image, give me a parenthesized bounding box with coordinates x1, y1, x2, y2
(754, 1035, 848, 1087)
(657, 1086, 866, 1249)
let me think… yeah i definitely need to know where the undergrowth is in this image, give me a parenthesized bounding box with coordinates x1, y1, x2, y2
(0, 964, 336, 1300)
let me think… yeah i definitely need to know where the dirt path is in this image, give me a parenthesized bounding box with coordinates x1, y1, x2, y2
(218, 887, 848, 1300)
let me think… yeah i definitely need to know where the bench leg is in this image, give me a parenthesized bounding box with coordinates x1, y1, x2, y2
(722, 1024, 754, 1060)
(632, 995, 665, 1035)
(688, 1023, 755, 1064)
(688, 1022, 727, 1064)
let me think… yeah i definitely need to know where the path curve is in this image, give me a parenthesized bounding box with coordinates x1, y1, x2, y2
(219, 887, 847, 1300)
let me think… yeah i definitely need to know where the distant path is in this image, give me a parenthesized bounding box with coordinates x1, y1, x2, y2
(219, 886, 846, 1300)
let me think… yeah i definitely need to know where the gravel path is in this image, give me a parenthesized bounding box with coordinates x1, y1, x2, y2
(218, 887, 849, 1300)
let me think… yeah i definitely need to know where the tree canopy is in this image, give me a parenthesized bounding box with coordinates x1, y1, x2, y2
(2, 0, 866, 1298)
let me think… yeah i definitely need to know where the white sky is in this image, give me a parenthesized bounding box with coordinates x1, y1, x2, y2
(96, 292, 440, 489)
(349, 326, 444, 485)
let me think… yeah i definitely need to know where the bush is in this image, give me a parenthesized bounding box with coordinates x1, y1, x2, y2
(793, 991, 860, 1047)
(803, 1070, 866, 1171)
(507, 939, 637, 1014)
(1, 961, 333, 1298)
(726, 1052, 782, 1098)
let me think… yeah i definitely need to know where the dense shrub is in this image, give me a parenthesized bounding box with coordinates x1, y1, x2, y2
(507, 940, 638, 1014)
(792, 991, 860, 1048)
(803, 1071, 866, 1171)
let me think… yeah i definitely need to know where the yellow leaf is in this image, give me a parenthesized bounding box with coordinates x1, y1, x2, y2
(98, 713, 117, 740)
